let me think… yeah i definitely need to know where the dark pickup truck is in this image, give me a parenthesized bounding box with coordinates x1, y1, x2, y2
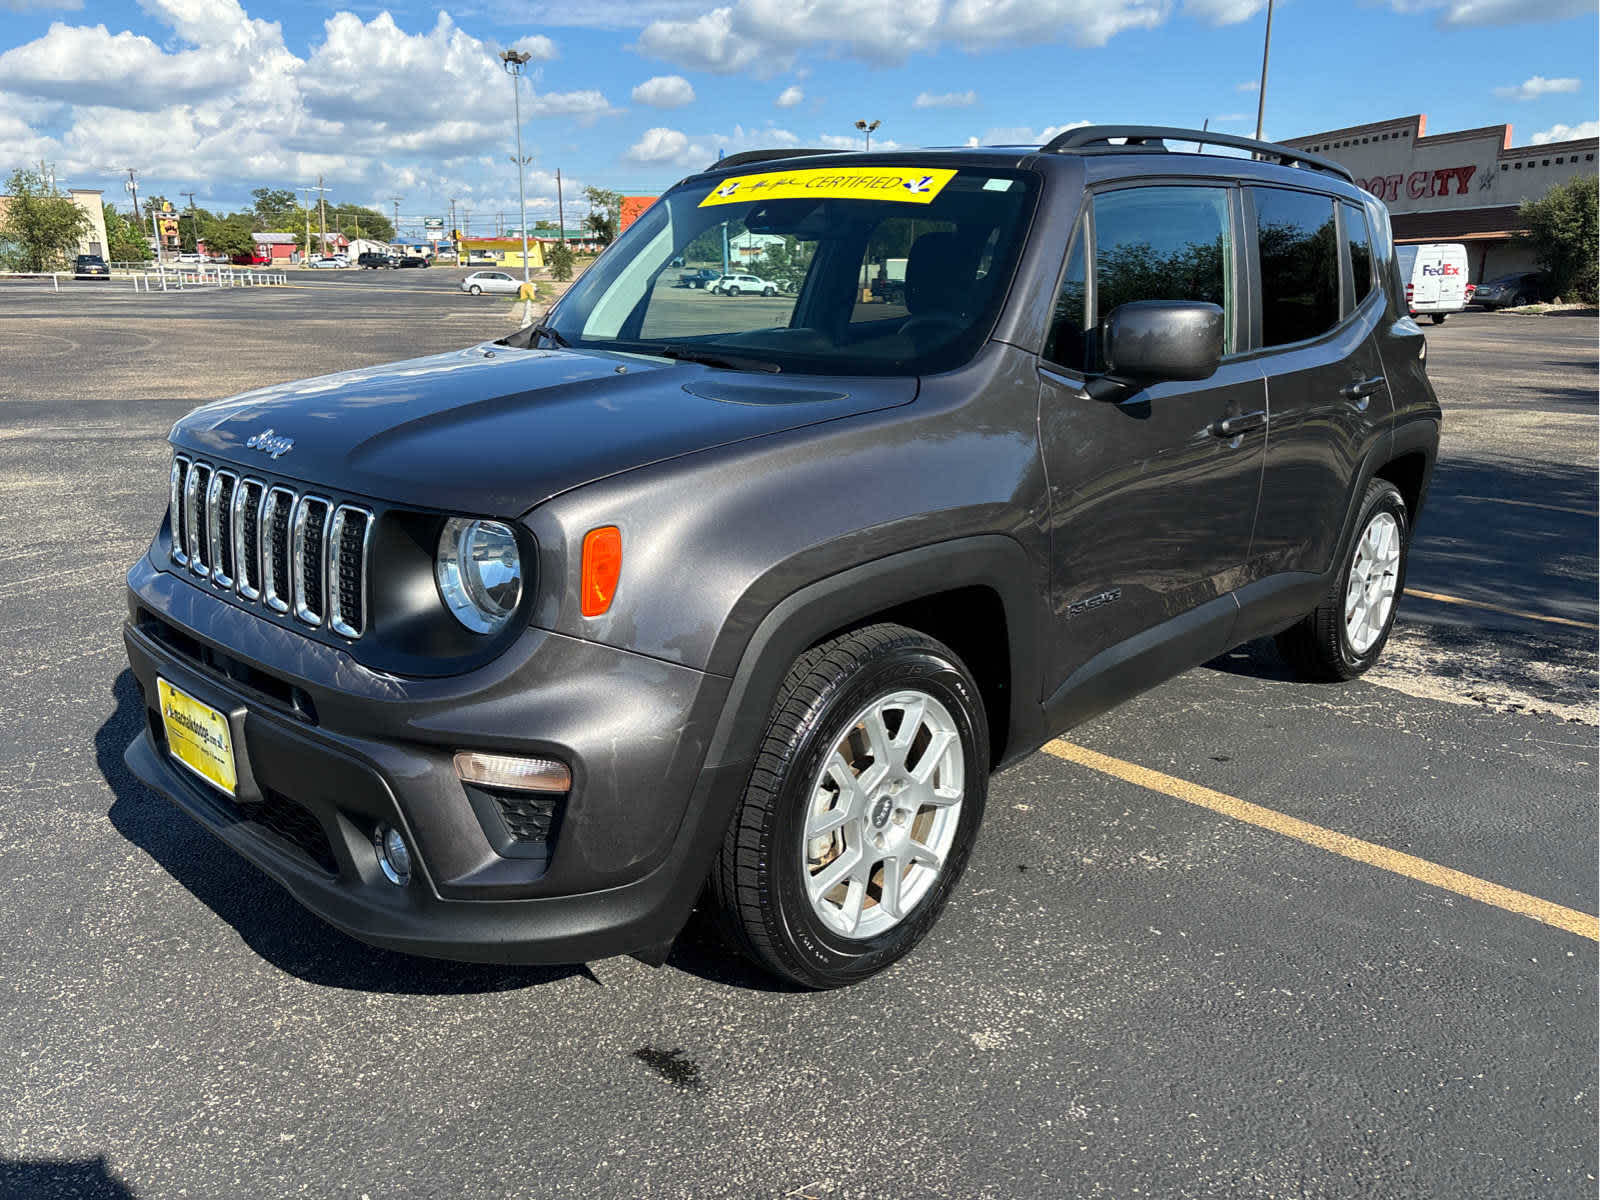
(676, 267, 721, 288)
(121, 128, 1437, 988)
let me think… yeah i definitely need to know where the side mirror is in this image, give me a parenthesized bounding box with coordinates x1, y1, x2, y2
(1100, 300, 1224, 386)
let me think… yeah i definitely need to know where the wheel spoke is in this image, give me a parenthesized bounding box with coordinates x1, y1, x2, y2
(861, 706, 893, 770)
(838, 876, 867, 935)
(910, 728, 956, 783)
(879, 855, 905, 920)
(810, 846, 860, 897)
(807, 804, 850, 839)
(888, 696, 927, 767)
(907, 837, 943, 870)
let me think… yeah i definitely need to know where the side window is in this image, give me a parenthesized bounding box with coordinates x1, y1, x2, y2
(1343, 202, 1374, 301)
(1091, 186, 1234, 364)
(1251, 187, 1339, 347)
(1043, 218, 1086, 370)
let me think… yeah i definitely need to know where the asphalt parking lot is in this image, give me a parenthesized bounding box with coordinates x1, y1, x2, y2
(0, 276, 1594, 1198)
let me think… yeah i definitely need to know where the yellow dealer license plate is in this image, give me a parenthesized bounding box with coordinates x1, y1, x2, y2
(157, 678, 237, 797)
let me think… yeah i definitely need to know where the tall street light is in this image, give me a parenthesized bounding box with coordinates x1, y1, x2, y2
(1253, 0, 1274, 142)
(500, 48, 534, 290)
(854, 119, 881, 152)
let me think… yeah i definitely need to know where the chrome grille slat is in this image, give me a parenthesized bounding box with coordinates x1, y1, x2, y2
(207, 470, 237, 589)
(291, 495, 331, 627)
(233, 478, 264, 600)
(327, 505, 372, 639)
(183, 462, 212, 577)
(166, 455, 370, 639)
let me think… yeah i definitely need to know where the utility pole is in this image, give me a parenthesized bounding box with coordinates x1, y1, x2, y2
(556, 169, 566, 246)
(391, 196, 402, 246)
(299, 185, 318, 265)
(122, 168, 146, 265)
(449, 196, 459, 261)
(1254, 0, 1274, 142)
(316, 173, 329, 259)
(500, 48, 535, 289)
(181, 191, 198, 253)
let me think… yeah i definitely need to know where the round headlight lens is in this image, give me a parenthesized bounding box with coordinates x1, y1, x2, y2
(436, 517, 523, 633)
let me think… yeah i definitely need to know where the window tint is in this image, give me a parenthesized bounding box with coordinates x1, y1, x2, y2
(1043, 220, 1086, 370)
(1343, 203, 1374, 300)
(1092, 186, 1234, 363)
(1252, 187, 1339, 346)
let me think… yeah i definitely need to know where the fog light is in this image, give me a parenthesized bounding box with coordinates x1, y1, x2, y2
(454, 750, 571, 793)
(374, 823, 412, 886)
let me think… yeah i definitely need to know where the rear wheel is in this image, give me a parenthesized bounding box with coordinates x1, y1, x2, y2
(1430, 313, 1447, 325)
(711, 624, 989, 989)
(726, 285, 741, 297)
(763, 286, 776, 296)
(1276, 478, 1409, 682)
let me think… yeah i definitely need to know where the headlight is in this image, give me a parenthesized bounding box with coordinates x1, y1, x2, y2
(435, 517, 523, 633)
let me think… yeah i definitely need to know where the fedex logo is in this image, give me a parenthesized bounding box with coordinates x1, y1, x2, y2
(1422, 263, 1461, 276)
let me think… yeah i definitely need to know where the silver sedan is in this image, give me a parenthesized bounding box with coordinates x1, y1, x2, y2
(459, 270, 525, 296)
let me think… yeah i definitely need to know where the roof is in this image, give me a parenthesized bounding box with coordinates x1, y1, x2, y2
(1391, 204, 1527, 243)
(254, 232, 299, 244)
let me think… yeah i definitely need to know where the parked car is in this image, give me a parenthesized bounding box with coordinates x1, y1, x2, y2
(121, 128, 1438, 989)
(73, 254, 110, 280)
(175, 252, 205, 265)
(397, 256, 430, 268)
(231, 253, 272, 266)
(676, 268, 721, 289)
(357, 252, 395, 269)
(306, 255, 348, 269)
(709, 272, 780, 296)
(1396, 242, 1469, 324)
(1473, 270, 1552, 310)
(460, 270, 524, 296)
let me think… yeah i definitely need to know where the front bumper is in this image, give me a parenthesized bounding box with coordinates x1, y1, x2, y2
(122, 554, 741, 964)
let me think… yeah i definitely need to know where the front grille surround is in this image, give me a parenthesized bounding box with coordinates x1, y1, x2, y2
(168, 456, 372, 641)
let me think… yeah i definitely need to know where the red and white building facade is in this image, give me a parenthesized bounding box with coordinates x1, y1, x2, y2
(1283, 113, 1598, 281)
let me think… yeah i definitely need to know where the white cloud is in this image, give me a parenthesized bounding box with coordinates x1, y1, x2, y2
(1529, 120, 1600, 145)
(512, 34, 558, 59)
(632, 7, 772, 74)
(632, 74, 696, 108)
(625, 122, 800, 166)
(813, 132, 902, 151)
(1235, 78, 1259, 92)
(775, 84, 804, 107)
(0, 0, 83, 9)
(1183, 0, 1266, 24)
(1388, 0, 1593, 25)
(979, 121, 1092, 146)
(1494, 75, 1582, 101)
(914, 89, 977, 109)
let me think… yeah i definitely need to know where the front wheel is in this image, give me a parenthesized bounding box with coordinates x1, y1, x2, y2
(469, 285, 482, 295)
(710, 624, 990, 989)
(1430, 313, 1447, 325)
(1276, 478, 1409, 681)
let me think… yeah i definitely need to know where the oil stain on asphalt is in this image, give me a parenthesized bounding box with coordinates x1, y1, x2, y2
(632, 1046, 704, 1090)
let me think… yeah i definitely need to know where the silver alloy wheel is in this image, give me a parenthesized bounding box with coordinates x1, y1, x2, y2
(800, 689, 965, 940)
(1345, 510, 1402, 654)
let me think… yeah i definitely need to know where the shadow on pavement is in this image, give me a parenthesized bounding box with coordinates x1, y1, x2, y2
(96, 670, 581, 995)
(0, 1156, 137, 1200)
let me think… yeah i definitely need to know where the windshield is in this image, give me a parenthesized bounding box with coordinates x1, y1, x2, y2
(537, 164, 1038, 376)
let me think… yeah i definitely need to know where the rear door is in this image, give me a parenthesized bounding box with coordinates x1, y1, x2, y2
(1242, 187, 1388, 590)
(1037, 182, 1267, 700)
(1434, 244, 1468, 308)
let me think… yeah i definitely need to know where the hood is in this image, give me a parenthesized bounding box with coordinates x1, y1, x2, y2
(170, 343, 916, 515)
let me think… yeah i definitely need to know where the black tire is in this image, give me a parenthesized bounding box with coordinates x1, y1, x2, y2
(1276, 478, 1409, 682)
(726, 285, 741, 297)
(710, 623, 990, 989)
(469, 285, 482, 295)
(1430, 313, 1447, 325)
(763, 286, 776, 296)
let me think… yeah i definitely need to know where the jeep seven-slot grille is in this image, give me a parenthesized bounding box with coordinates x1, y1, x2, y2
(168, 456, 373, 639)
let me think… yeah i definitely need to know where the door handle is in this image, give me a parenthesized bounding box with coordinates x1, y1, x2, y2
(1209, 410, 1266, 438)
(1340, 376, 1386, 401)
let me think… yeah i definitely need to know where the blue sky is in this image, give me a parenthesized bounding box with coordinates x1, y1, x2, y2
(0, 0, 1594, 234)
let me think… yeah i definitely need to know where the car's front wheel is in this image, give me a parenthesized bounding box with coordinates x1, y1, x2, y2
(711, 624, 990, 989)
(1277, 478, 1409, 681)
(469, 285, 482, 295)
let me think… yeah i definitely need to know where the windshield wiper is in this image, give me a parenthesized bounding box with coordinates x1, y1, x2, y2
(529, 322, 569, 349)
(645, 344, 781, 374)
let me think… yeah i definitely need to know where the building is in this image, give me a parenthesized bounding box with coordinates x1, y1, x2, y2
(619, 195, 657, 234)
(0, 186, 108, 262)
(454, 237, 545, 269)
(1283, 113, 1598, 280)
(253, 232, 301, 264)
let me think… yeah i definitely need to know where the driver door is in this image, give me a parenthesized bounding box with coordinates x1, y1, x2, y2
(1038, 184, 1266, 710)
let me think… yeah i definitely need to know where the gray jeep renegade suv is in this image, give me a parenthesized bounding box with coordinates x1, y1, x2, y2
(122, 127, 1439, 988)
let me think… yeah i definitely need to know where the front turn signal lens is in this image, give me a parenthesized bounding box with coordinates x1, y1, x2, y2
(454, 751, 571, 793)
(580, 525, 622, 617)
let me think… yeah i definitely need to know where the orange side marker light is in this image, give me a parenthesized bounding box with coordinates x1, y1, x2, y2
(580, 526, 622, 617)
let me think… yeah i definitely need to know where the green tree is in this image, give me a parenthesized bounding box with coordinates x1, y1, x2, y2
(329, 203, 393, 243)
(546, 241, 575, 282)
(179, 206, 215, 252)
(1518, 175, 1598, 304)
(204, 214, 258, 261)
(251, 187, 297, 222)
(583, 186, 623, 244)
(103, 203, 151, 263)
(0, 166, 91, 271)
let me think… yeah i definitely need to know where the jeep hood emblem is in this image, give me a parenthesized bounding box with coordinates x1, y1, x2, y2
(246, 428, 294, 459)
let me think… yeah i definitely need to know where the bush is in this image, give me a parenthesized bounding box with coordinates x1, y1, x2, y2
(1518, 175, 1598, 305)
(546, 241, 574, 282)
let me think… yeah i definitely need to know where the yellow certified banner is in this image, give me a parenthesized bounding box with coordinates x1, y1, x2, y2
(699, 167, 959, 208)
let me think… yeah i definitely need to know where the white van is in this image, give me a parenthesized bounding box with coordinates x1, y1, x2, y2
(1396, 243, 1470, 324)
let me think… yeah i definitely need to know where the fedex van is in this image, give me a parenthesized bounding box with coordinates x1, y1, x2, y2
(1397, 243, 1470, 324)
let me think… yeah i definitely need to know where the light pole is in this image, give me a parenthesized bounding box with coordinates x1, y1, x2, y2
(1254, 0, 1274, 142)
(500, 48, 535, 290)
(854, 119, 880, 152)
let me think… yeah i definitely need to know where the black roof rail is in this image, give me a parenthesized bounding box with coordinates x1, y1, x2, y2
(1040, 125, 1355, 184)
(709, 147, 847, 171)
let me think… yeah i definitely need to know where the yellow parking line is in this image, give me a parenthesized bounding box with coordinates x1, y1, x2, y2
(1457, 495, 1596, 518)
(1403, 588, 1598, 630)
(1042, 740, 1600, 942)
